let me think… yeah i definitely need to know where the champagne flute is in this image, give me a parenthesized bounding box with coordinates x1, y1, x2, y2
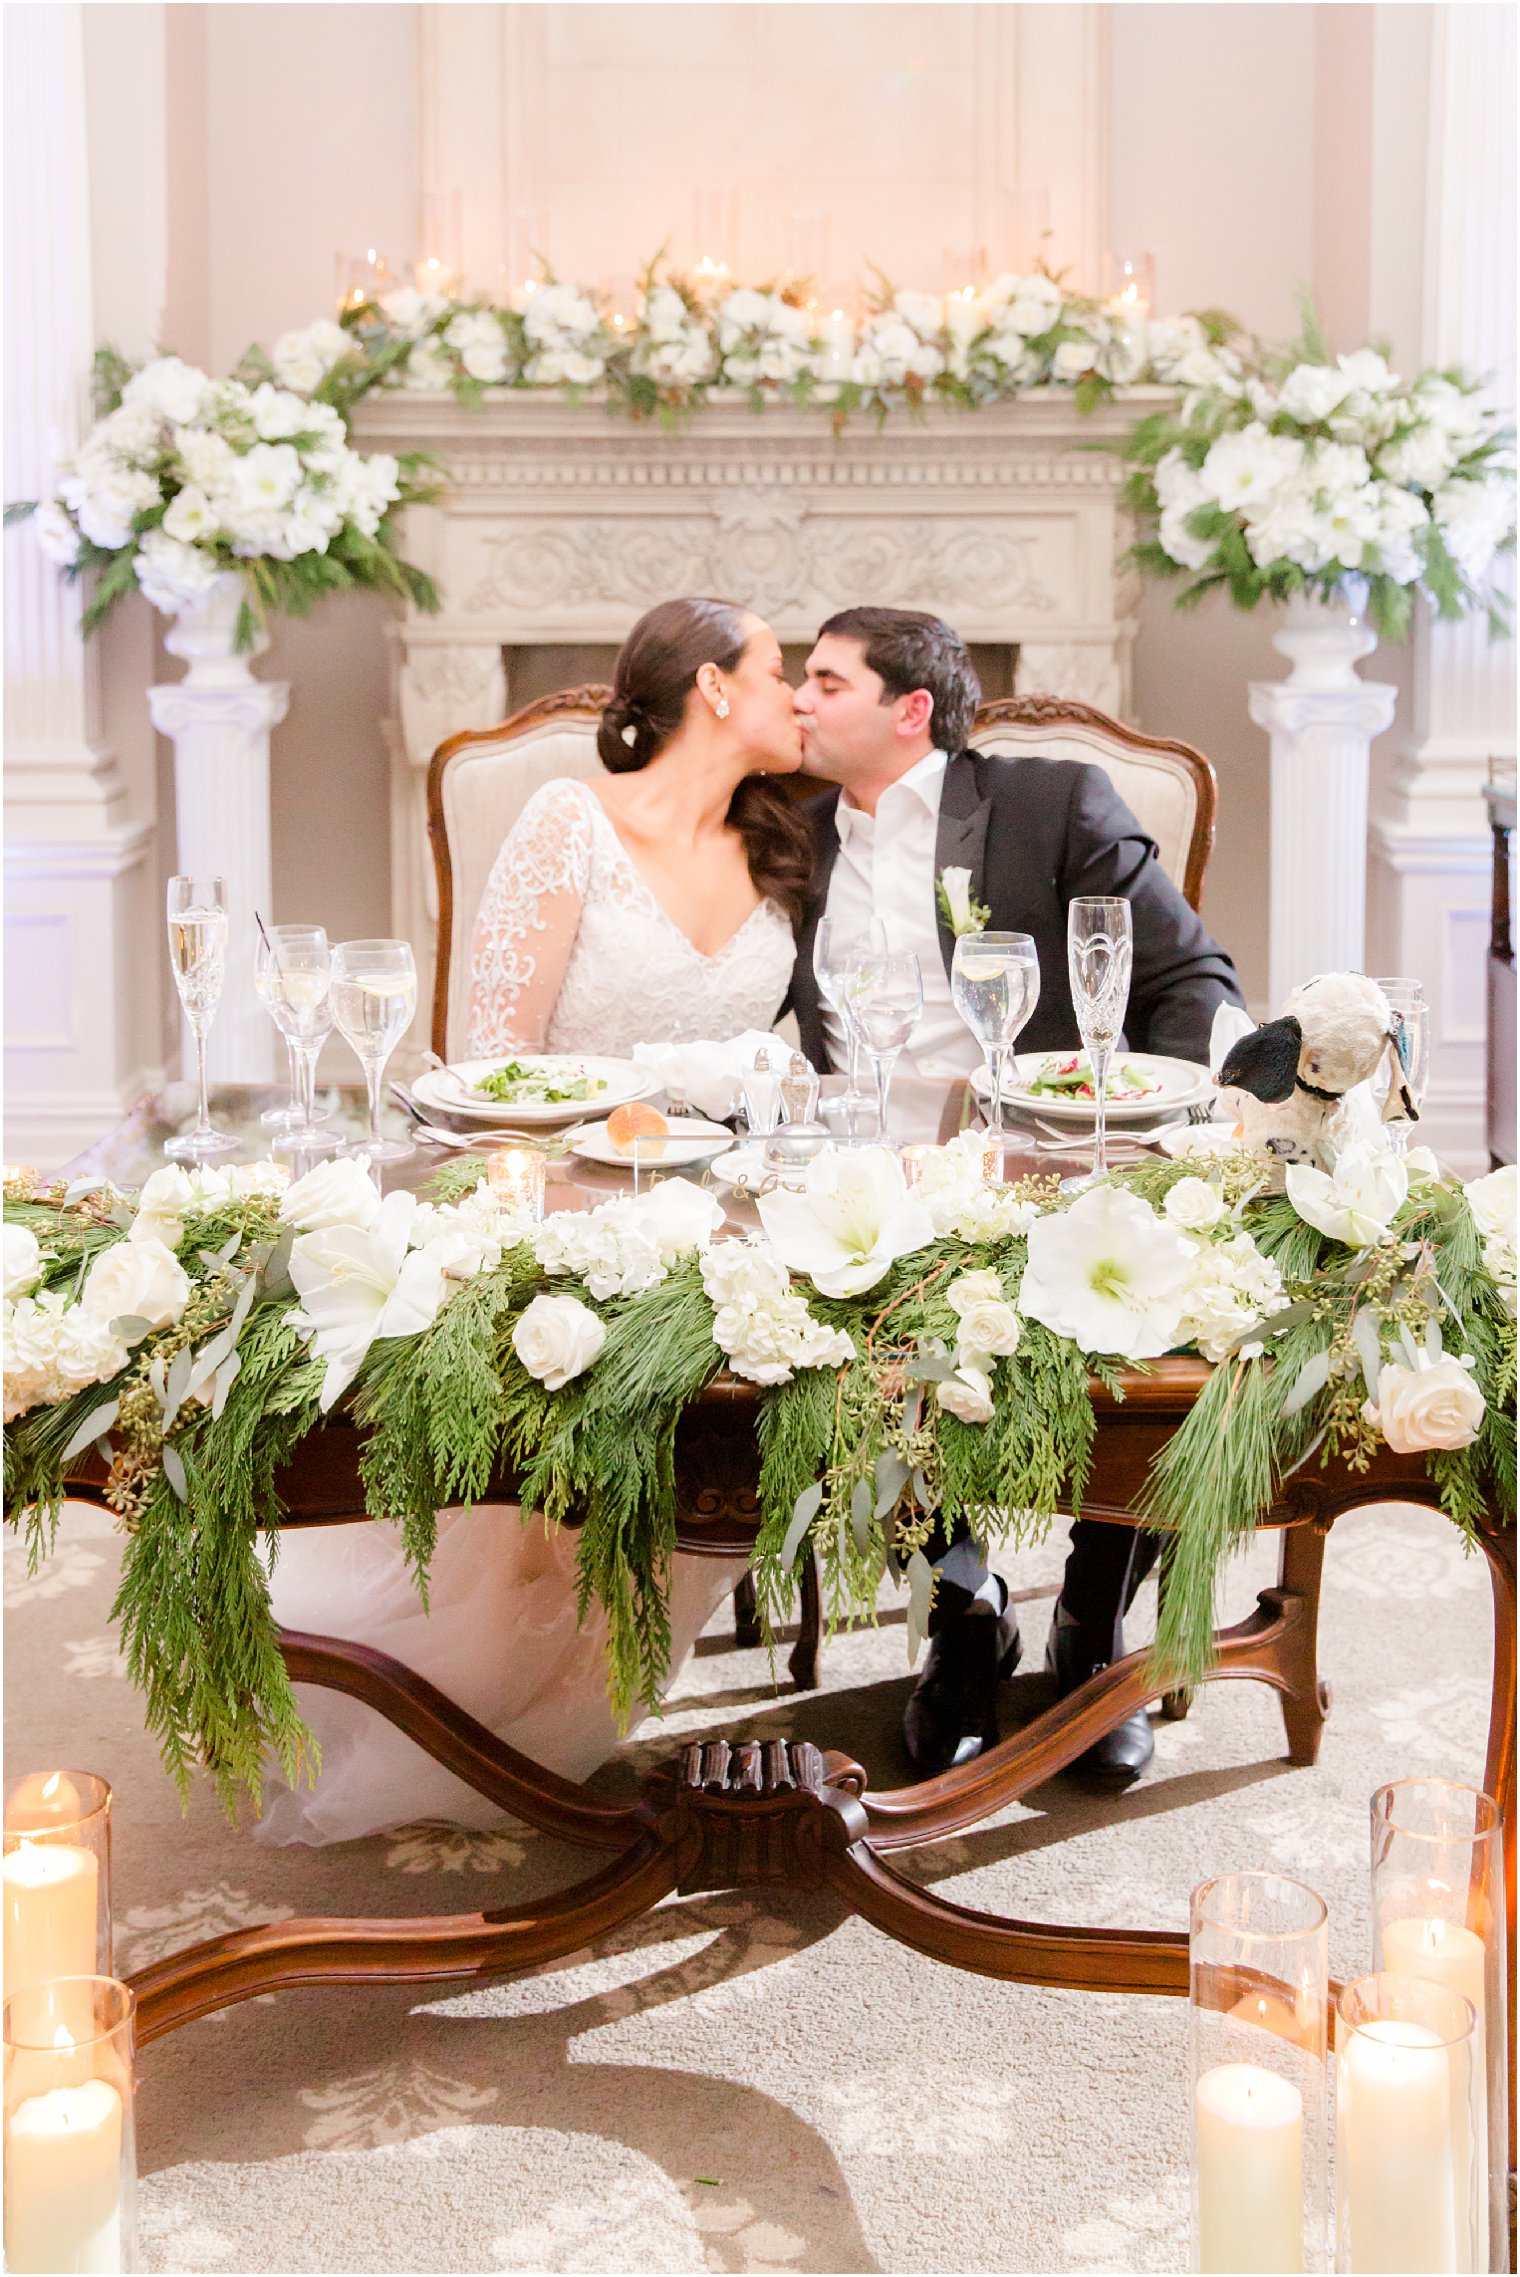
(841, 949, 923, 1144)
(331, 939, 418, 1163)
(1369, 977, 1430, 1154)
(814, 914, 889, 1117)
(951, 931, 1041, 1135)
(255, 925, 340, 1155)
(1066, 897, 1133, 1185)
(165, 875, 240, 1162)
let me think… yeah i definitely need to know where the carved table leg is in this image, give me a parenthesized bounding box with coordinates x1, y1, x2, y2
(732, 1571, 763, 1650)
(1476, 1520, 1517, 2191)
(1271, 1520, 1332, 1766)
(789, 1550, 822, 1690)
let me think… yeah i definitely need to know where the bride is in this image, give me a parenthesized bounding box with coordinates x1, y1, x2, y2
(257, 597, 811, 1844)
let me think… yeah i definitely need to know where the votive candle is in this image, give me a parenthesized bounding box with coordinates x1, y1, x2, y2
(488, 1146, 546, 1221)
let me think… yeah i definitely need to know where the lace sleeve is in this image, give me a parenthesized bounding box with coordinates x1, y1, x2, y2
(465, 780, 595, 1055)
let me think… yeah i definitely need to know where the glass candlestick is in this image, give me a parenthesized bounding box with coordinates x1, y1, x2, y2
(3, 1773, 112, 2029)
(487, 1146, 546, 1222)
(1190, 1871, 1329, 2273)
(1370, 1779, 1506, 2270)
(4, 1976, 138, 2274)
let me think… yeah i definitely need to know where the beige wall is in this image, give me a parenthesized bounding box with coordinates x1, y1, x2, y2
(77, 1, 1443, 1012)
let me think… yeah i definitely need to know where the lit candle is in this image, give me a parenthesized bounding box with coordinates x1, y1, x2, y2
(3, 1841, 99, 2002)
(487, 1147, 546, 1221)
(1194, 2062, 1304, 2273)
(5, 2077, 123, 2274)
(945, 284, 981, 351)
(820, 307, 853, 382)
(899, 1144, 932, 1188)
(6, 1773, 83, 1833)
(1339, 2019, 1459, 2271)
(1104, 274, 1150, 370)
(1381, 1918, 1488, 2258)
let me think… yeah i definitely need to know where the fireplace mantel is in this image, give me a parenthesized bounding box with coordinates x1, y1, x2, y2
(351, 388, 1164, 1007)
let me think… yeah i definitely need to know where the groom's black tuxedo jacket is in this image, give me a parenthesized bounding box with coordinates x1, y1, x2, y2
(789, 749, 1244, 1069)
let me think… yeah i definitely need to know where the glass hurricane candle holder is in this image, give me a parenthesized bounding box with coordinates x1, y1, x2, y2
(4, 1976, 138, 2274)
(1190, 1871, 1329, 2273)
(487, 1145, 547, 1222)
(1370, 1778, 1506, 2270)
(1335, 1971, 1482, 2273)
(3, 1774, 112, 2021)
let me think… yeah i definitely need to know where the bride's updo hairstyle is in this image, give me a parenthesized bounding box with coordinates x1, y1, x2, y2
(598, 596, 812, 926)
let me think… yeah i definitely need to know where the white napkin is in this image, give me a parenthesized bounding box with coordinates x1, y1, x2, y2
(1208, 1000, 1256, 1078)
(631, 1031, 796, 1122)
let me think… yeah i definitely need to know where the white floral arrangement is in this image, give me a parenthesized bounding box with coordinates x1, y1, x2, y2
(8, 351, 437, 644)
(1122, 318, 1516, 638)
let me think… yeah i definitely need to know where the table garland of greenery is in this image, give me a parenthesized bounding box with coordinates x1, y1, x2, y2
(3, 1147, 1513, 1821)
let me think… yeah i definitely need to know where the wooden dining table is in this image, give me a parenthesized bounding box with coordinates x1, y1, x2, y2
(58, 1073, 1516, 2186)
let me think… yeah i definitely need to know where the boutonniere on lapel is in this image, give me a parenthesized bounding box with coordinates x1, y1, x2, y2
(936, 865, 991, 938)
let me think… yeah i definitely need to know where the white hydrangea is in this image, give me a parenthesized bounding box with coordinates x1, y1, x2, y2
(1175, 1228, 1285, 1364)
(851, 296, 945, 389)
(531, 1199, 667, 1301)
(122, 356, 212, 427)
(408, 1179, 531, 1279)
(443, 309, 512, 385)
(3, 1290, 130, 1425)
(907, 1133, 1043, 1244)
(1433, 474, 1517, 584)
(270, 318, 349, 395)
(700, 1237, 854, 1387)
(134, 529, 222, 613)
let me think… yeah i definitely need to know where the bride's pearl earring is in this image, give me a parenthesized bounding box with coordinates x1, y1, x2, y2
(715, 696, 730, 719)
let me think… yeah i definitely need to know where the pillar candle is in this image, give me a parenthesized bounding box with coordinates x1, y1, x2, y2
(3, 1841, 99, 1999)
(1339, 2020, 1459, 2271)
(1195, 2062, 1304, 2272)
(5, 2078, 123, 2274)
(820, 309, 853, 381)
(1380, 1920, 1488, 2264)
(5, 1773, 83, 1832)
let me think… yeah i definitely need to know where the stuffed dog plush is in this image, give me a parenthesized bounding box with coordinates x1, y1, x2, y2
(1216, 972, 1418, 1166)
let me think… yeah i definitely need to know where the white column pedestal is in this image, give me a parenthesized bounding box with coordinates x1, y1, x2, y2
(148, 672, 288, 1084)
(1249, 620, 1398, 1005)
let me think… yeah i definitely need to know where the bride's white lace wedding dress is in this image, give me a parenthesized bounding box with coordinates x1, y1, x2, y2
(256, 776, 795, 1846)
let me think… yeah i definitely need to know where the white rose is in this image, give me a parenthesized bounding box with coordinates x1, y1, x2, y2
(1366, 1353, 1485, 1454)
(629, 1176, 725, 1261)
(79, 1235, 190, 1332)
(279, 1154, 382, 1233)
(945, 1269, 1023, 1357)
(1163, 1177, 1227, 1233)
(1465, 1164, 1516, 1246)
(1052, 338, 1097, 381)
(128, 1164, 197, 1248)
(936, 1362, 996, 1426)
(1277, 364, 1353, 424)
(122, 355, 211, 427)
(3, 1225, 42, 1301)
(512, 1292, 606, 1391)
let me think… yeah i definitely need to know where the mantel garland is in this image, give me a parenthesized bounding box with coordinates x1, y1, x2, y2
(3, 1139, 1514, 1819)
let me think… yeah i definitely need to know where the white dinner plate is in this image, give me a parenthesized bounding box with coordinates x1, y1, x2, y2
(565, 1115, 736, 1169)
(975, 1050, 1214, 1125)
(412, 1055, 660, 1128)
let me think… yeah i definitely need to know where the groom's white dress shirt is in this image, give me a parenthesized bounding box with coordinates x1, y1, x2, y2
(819, 746, 979, 1081)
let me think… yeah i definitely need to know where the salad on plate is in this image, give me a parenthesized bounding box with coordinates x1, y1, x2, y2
(1024, 1055, 1164, 1104)
(471, 1059, 608, 1107)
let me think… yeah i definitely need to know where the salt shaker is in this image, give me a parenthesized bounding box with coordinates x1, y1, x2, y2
(741, 1047, 782, 1138)
(778, 1051, 820, 1126)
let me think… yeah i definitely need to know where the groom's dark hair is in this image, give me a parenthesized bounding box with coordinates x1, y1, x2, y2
(817, 606, 981, 749)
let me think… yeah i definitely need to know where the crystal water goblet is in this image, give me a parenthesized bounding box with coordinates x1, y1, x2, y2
(164, 875, 240, 1163)
(951, 931, 1041, 1135)
(331, 939, 418, 1164)
(814, 914, 888, 1119)
(1369, 977, 1429, 1155)
(255, 926, 340, 1155)
(1066, 896, 1133, 1186)
(841, 949, 923, 1144)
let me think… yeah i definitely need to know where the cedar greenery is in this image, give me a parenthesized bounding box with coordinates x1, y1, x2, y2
(4, 1158, 1513, 1818)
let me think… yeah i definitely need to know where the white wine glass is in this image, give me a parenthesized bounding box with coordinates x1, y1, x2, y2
(951, 931, 1041, 1135)
(331, 938, 418, 1163)
(255, 925, 340, 1156)
(1066, 896, 1133, 1185)
(841, 949, 923, 1144)
(1369, 977, 1430, 1155)
(814, 913, 889, 1118)
(165, 874, 240, 1163)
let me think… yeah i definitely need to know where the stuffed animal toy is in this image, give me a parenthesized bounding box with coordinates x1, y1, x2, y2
(1215, 972, 1418, 1167)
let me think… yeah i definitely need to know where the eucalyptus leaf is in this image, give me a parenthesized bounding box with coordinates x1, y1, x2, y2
(1424, 1314, 1444, 1360)
(160, 1442, 188, 1502)
(849, 1476, 872, 1552)
(902, 1388, 922, 1437)
(904, 1548, 936, 1669)
(162, 1347, 193, 1426)
(60, 1399, 118, 1465)
(873, 1448, 909, 1518)
(911, 1466, 934, 1509)
(909, 1353, 955, 1383)
(1397, 1323, 1421, 1369)
(1281, 1349, 1331, 1418)
(260, 1227, 296, 1298)
(63, 1178, 106, 1204)
(217, 1231, 243, 1264)
(210, 1350, 242, 1421)
(188, 1325, 236, 1394)
(109, 1314, 154, 1342)
(148, 1354, 168, 1406)
(1351, 1311, 1384, 1397)
(780, 1481, 824, 1570)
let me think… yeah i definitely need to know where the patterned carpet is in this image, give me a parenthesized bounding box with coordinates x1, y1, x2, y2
(4, 1498, 1496, 2274)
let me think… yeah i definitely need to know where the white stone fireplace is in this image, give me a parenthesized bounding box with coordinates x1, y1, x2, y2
(351, 388, 1151, 1027)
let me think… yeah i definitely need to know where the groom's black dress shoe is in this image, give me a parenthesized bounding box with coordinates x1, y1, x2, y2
(1044, 1601, 1155, 1791)
(902, 1581, 1021, 1776)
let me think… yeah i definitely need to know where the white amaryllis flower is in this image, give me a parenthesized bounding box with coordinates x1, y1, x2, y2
(1363, 1352, 1485, 1454)
(286, 1190, 450, 1411)
(1017, 1185, 1193, 1359)
(936, 1362, 996, 1426)
(758, 1147, 935, 1298)
(938, 866, 976, 934)
(512, 1292, 605, 1391)
(1198, 423, 1304, 516)
(1286, 1147, 1409, 1248)
(700, 1237, 854, 1387)
(279, 1154, 382, 1234)
(3, 1225, 42, 1302)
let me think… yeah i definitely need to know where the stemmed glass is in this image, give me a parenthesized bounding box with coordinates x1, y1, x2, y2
(330, 939, 418, 1163)
(1369, 976, 1429, 1154)
(1066, 896, 1133, 1185)
(814, 914, 889, 1122)
(164, 875, 240, 1162)
(951, 932, 1041, 1135)
(255, 926, 340, 1156)
(841, 950, 923, 1144)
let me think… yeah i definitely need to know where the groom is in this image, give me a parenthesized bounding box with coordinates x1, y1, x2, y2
(790, 606, 1244, 1788)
